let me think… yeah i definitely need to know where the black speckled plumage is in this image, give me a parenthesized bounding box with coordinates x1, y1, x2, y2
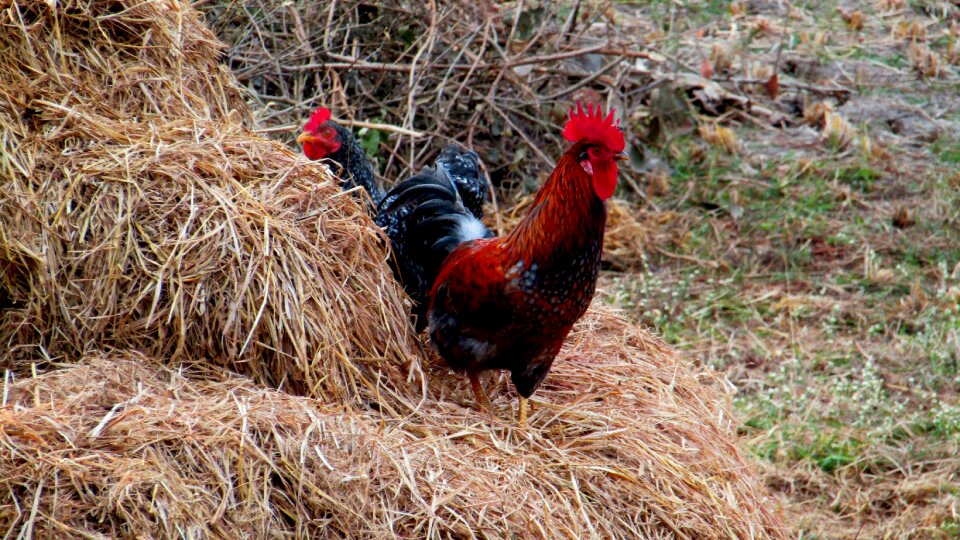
(377, 145, 488, 232)
(325, 123, 385, 206)
(374, 151, 493, 331)
(435, 144, 488, 219)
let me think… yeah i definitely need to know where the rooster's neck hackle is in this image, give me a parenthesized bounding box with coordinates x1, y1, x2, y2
(505, 149, 606, 264)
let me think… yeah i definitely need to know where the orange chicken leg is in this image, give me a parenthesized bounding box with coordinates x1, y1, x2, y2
(468, 371, 492, 413)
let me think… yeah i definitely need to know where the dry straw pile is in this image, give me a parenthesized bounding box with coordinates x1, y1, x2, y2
(1, 0, 784, 537)
(2, 320, 785, 538)
(0, 0, 416, 399)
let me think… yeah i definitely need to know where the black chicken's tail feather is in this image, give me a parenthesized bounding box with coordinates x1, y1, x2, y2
(375, 160, 493, 331)
(435, 144, 489, 220)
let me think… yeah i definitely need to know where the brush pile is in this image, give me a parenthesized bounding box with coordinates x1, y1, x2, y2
(198, 0, 661, 188)
(0, 0, 785, 537)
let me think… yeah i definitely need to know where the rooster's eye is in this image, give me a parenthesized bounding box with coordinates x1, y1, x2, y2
(579, 151, 589, 161)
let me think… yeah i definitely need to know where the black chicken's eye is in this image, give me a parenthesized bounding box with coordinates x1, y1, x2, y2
(579, 151, 589, 161)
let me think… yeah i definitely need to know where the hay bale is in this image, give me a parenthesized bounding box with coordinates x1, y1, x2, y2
(1, 310, 784, 538)
(0, 0, 417, 398)
(0, 0, 785, 536)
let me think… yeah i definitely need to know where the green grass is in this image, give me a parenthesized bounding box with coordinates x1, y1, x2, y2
(606, 108, 960, 532)
(833, 164, 881, 190)
(933, 137, 960, 164)
(849, 46, 908, 68)
(358, 126, 385, 159)
(939, 519, 960, 537)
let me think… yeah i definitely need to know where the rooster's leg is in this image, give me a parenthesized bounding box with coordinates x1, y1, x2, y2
(517, 396, 528, 426)
(467, 371, 492, 413)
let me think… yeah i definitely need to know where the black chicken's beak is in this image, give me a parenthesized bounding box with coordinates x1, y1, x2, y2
(614, 151, 628, 162)
(296, 132, 316, 145)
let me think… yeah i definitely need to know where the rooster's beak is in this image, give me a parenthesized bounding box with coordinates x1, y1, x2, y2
(614, 151, 628, 162)
(297, 132, 316, 145)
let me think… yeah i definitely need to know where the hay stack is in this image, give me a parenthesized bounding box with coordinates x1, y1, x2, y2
(0, 0, 785, 536)
(1, 312, 784, 538)
(0, 0, 416, 399)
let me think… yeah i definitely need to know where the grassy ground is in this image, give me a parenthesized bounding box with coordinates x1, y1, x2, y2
(599, 0, 960, 537)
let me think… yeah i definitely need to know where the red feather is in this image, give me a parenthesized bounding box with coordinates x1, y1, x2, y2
(700, 59, 715, 80)
(765, 73, 779, 99)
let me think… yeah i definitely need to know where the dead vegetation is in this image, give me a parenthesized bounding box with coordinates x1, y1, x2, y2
(195, 0, 805, 196)
(198, 0, 659, 189)
(4, 0, 956, 535)
(1, 314, 785, 538)
(0, 0, 416, 401)
(0, 0, 786, 537)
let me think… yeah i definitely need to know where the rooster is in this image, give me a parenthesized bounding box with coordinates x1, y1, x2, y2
(297, 107, 490, 328)
(375, 147, 493, 331)
(296, 107, 385, 205)
(381, 103, 626, 424)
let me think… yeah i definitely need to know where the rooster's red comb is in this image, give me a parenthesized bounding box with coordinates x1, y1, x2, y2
(561, 102, 625, 152)
(304, 107, 332, 133)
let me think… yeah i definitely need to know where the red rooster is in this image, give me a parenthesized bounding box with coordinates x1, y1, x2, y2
(380, 103, 626, 424)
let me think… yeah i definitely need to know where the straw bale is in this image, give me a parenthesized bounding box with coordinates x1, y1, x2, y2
(0, 0, 417, 399)
(1, 310, 785, 538)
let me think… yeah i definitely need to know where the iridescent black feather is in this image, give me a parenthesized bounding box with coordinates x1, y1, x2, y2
(435, 144, 488, 219)
(375, 150, 493, 331)
(324, 123, 385, 207)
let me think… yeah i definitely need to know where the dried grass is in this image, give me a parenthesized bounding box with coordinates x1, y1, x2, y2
(1, 313, 785, 539)
(802, 101, 833, 127)
(841, 10, 865, 32)
(893, 20, 927, 42)
(822, 111, 857, 149)
(698, 124, 740, 154)
(0, 0, 785, 537)
(0, 0, 416, 400)
(908, 43, 944, 79)
(196, 0, 658, 188)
